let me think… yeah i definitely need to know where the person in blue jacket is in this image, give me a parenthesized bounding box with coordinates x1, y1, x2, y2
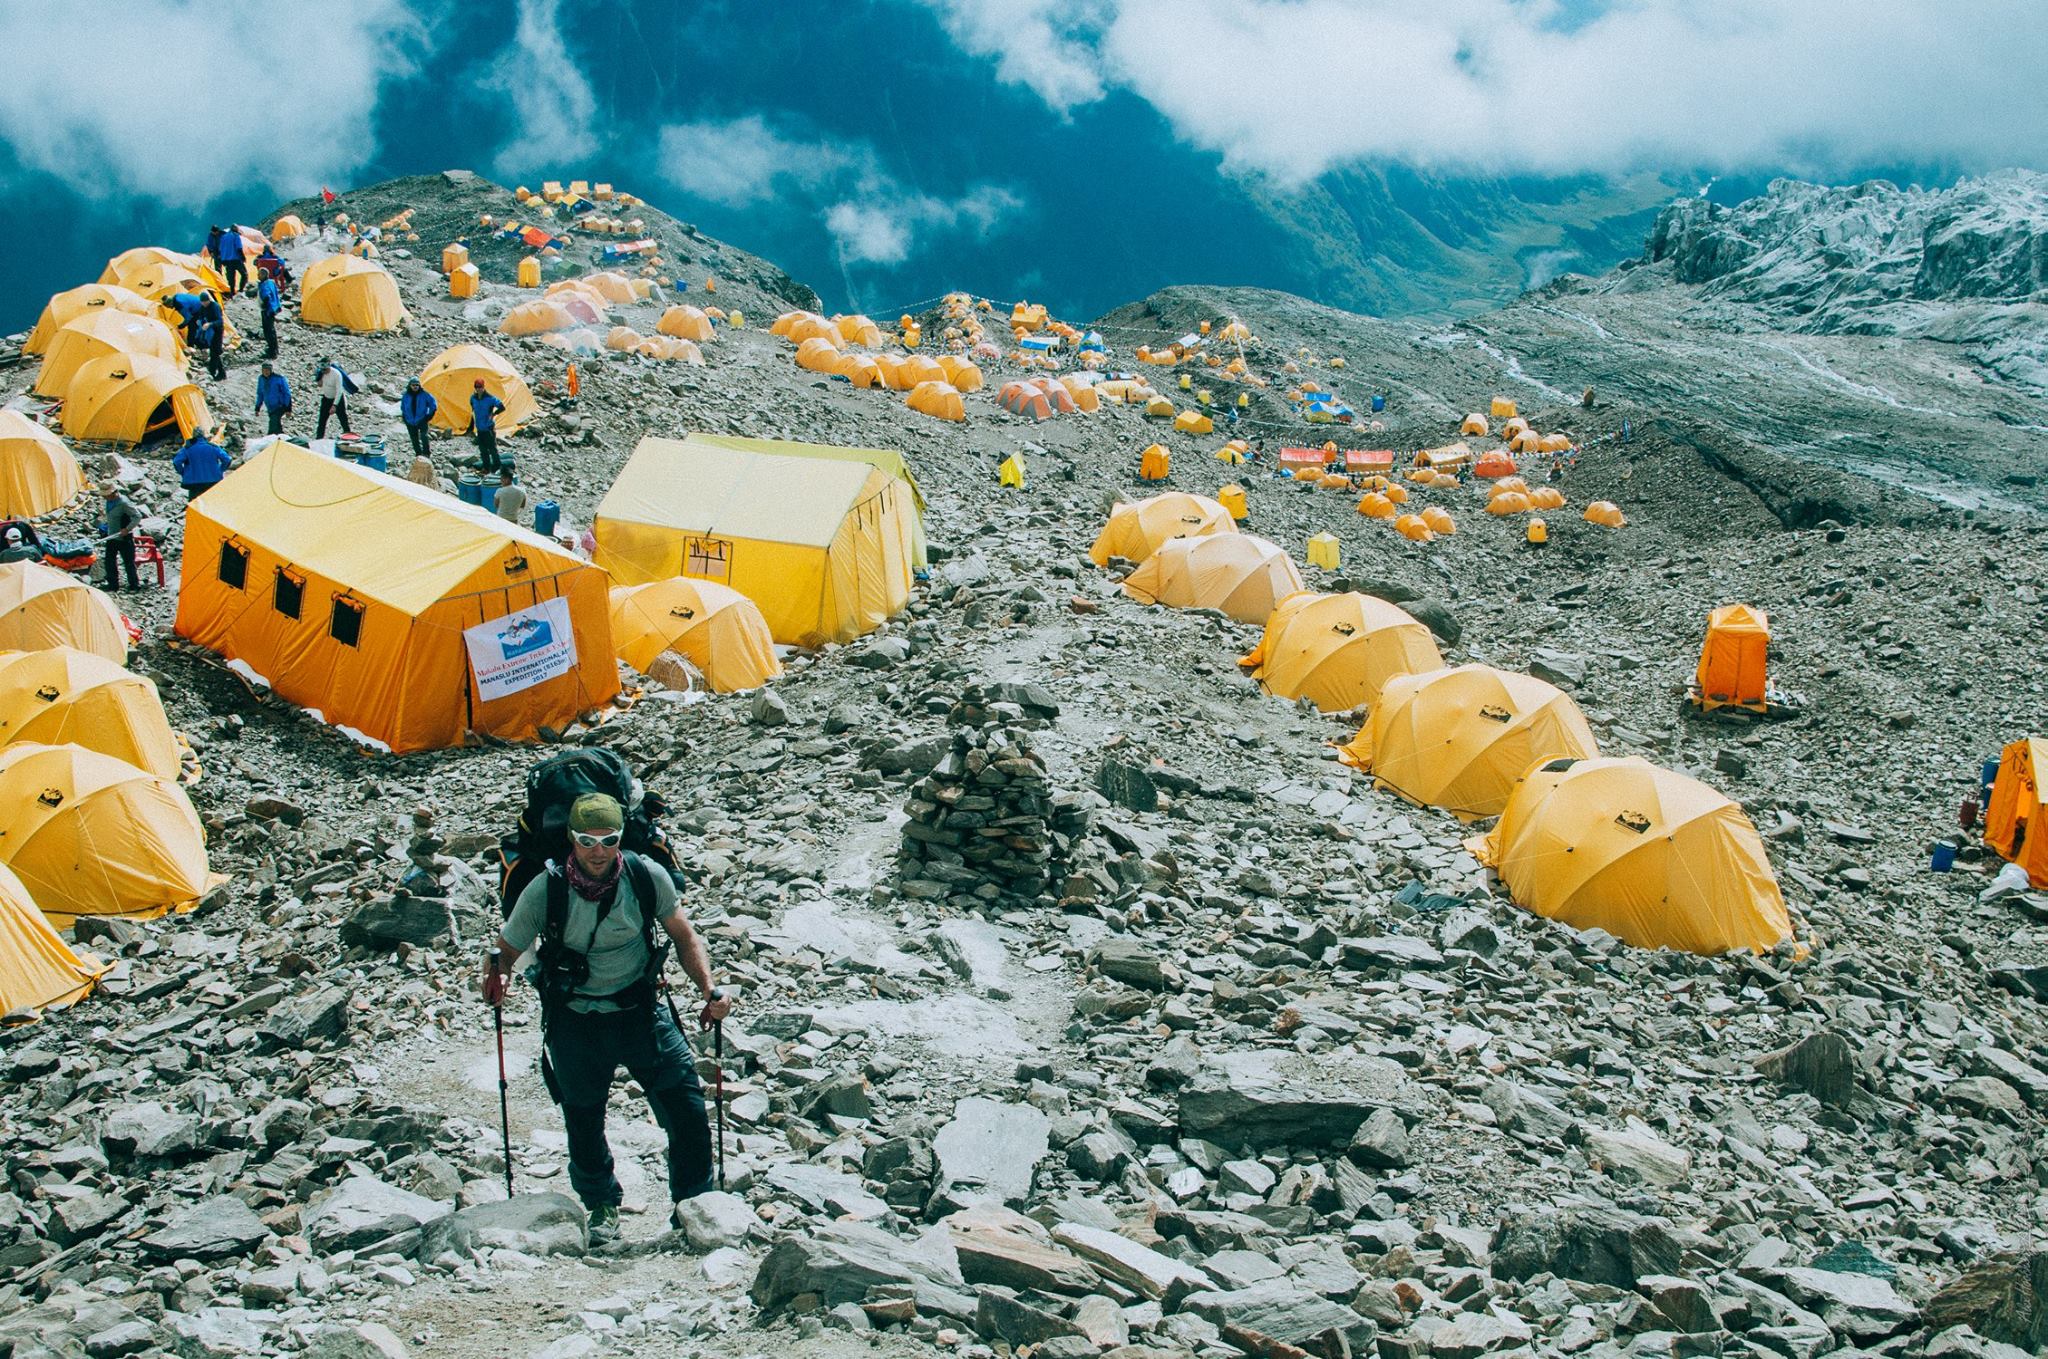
(216, 226, 248, 293)
(163, 290, 207, 345)
(257, 273, 283, 359)
(195, 293, 226, 379)
(468, 378, 506, 473)
(401, 378, 438, 461)
(173, 428, 233, 499)
(252, 361, 292, 434)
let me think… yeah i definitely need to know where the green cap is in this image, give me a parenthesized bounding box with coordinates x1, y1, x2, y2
(568, 793, 624, 833)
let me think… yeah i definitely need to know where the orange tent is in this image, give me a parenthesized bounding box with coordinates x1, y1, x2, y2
(1985, 738, 2047, 889)
(1695, 605, 1770, 712)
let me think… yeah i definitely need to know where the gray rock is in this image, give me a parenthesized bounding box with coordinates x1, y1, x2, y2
(673, 1191, 754, 1251)
(301, 1323, 411, 1359)
(946, 1205, 1103, 1294)
(1428, 1309, 1533, 1357)
(1583, 1125, 1691, 1186)
(1491, 1205, 1684, 1287)
(1755, 1028, 1873, 1119)
(934, 1098, 1051, 1204)
(976, 1286, 1086, 1347)
(167, 1307, 268, 1357)
(750, 1220, 966, 1313)
(1966, 1047, 2048, 1109)
(421, 1192, 585, 1258)
(1097, 758, 1159, 813)
(1052, 1221, 1213, 1299)
(258, 984, 350, 1050)
(749, 689, 791, 726)
(763, 1163, 889, 1220)
(140, 1194, 270, 1262)
(338, 895, 450, 949)
(1339, 935, 1446, 971)
(1772, 1267, 1917, 1340)
(1922, 1249, 2048, 1351)
(1348, 1108, 1410, 1169)
(1480, 1081, 1575, 1141)
(1636, 1275, 1718, 1334)
(1527, 648, 1588, 689)
(1179, 1050, 1415, 1150)
(302, 1176, 450, 1256)
(1180, 1279, 1377, 1352)
(1088, 936, 1178, 990)
(83, 1321, 156, 1358)
(48, 1190, 128, 1245)
(846, 636, 911, 669)
(101, 1101, 199, 1161)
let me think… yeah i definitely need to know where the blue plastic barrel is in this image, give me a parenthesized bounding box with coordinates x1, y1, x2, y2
(533, 500, 560, 536)
(361, 453, 388, 474)
(1371, 395, 1386, 413)
(1931, 843, 1956, 872)
(457, 477, 486, 506)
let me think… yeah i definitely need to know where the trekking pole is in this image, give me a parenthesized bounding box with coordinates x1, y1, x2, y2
(712, 1009, 727, 1192)
(487, 949, 513, 1198)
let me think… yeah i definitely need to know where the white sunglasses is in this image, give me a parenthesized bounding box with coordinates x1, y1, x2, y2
(570, 829, 623, 848)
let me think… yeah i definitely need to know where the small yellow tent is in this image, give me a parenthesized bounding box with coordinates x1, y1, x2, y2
(893, 356, 948, 391)
(1338, 665, 1598, 819)
(299, 255, 408, 332)
(594, 434, 917, 647)
(175, 442, 618, 753)
(1985, 737, 2047, 889)
(500, 299, 578, 336)
(270, 214, 307, 239)
(0, 412, 84, 519)
(420, 344, 538, 436)
(937, 356, 983, 392)
(1460, 414, 1488, 436)
(1584, 500, 1627, 527)
(1238, 592, 1442, 714)
(1490, 397, 1517, 419)
(906, 381, 965, 422)
(0, 862, 103, 1019)
(1121, 533, 1304, 624)
(34, 311, 184, 399)
(0, 562, 126, 662)
(1175, 410, 1214, 435)
(60, 353, 211, 445)
(1695, 604, 1770, 712)
(1475, 755, 1791, 955)
(0, 648, 181, 780)
(0, 744, 214, 928)
(101, 247, 228, 296)
(835, 314, 884, 348)
(25, 284, 156, 354)
(657, 305, 715, 342)
(795, 337, 842, 373)
(1089, 492, 1237, 567)
(609, 579, 782, 693)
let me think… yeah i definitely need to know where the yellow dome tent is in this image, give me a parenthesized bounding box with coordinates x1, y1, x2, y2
(59, 353, 211, 445)
(1338, 664, 1599, 819)
(1460, 414, 1488, 436)
(0, 648, 180, 780)
(1985, 737, 2047, 889)
(1487, 491, 1531, 515)
(605, 325, 644, 352)
(0, 412, 84, 519)
(1395, 514, 1434, 542)
(420, 344, 538, 436)
(795, 337, 842, 373)
(771, 311, 840, 345)
(176, 442, 618, 753)
(101, 247, 228, 296)
(1089, 492, 1236, 566)
(938, 356, 984, 392)
(1175, 410, 1214, 435)
(892, 356, 948, 391)
(609, 579, 782, 693)
(594, 433, 918, 647)
(635, 336, 705, 365)
(0, 562, 126, 662)
(0, 861, 104, 1018)
(1475, 755, 1791, 956)
(1422, 507, 1456, 535)
(577, 271, 642, 304)
(299, 255, 408, 333)
(500, 299, 578, 336)
(835, 314, 884, 347)
(1357, 492, 1395, 519)
(0, 743, 215, 929)
(1584, 500, 1627, 527)
(657, 305, 715, 342)
(1529, 486, 1566, 510)
(270, 214, 307, 239)
(1695, 604, 1771, 713)
(1121, 533, 1303, 624)
(906, 381, 964, 422)
(25, 284, 155, 354)
(1239, 591, 1441, 714)
(34, 311, 184, 399)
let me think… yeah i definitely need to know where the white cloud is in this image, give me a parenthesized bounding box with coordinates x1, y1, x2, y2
(0, 0, 431, 205)
(913, 0, 2048, 180)
(487, 0, 599, 177)
(826, 185, 1022, 265)
(656, 116, 854, 208)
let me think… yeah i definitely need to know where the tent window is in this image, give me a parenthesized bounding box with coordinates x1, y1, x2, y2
(273, 568, 304, 620)
(330, 596, 364, 647)
(218, 542, 248, 589)
(684, 536, 732, 582)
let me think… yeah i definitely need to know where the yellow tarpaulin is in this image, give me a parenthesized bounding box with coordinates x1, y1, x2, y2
(1985, 737, 2047, 889)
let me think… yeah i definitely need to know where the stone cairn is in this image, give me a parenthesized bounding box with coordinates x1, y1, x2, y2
(897, 714, 1090, 912)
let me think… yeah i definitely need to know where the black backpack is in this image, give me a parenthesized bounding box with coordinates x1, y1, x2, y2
(498, 748, 679, 917)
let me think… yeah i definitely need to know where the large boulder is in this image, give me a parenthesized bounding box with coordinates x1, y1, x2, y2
(1922, 1248, 2048, 1352)
(302, 1177, 450, 1257)
(750, 1220, 966, 1314)
(1178, 1049, 1417, 1152)
(1178, 1279, 1378, 1352)
(933, 1099, 1051, 1204)
(1755, 1029, 1875, 1121)
(140, 1195, 270, 1263)
(420, 1193, 585, 1258)
(1490, 1205, 1685, 1288)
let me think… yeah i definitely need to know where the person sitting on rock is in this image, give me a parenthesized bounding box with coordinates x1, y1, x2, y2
(483, 794, 732, 1245)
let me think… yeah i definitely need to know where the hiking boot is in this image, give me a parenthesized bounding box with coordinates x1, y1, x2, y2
(588, 1204, 620, 1245)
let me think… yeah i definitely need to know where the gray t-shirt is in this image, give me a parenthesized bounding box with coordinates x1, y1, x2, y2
(494, 483, 528, 522)
(503, 859, 681, 1012)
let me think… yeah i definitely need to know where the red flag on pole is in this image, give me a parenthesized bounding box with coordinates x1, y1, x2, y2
(321, 186, 337, 204)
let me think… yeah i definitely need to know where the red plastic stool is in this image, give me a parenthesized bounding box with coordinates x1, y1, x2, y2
(133, 532, 166, 587)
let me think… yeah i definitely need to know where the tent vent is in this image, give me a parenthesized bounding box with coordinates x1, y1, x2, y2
(33, 685, 58, 703)
(1540, 757, 1580, 772)
(1480, 704, 1513, 724)
(1615, 810, 1651, 835)
(218, 542, 248, 589)
(273, 568, 304, 620)
(503, 553, 529, 575)
(330, 596, 364, 647)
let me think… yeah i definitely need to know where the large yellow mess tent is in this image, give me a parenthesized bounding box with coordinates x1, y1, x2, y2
(1338, 665, 1598, 819)
(34, 311, 184, 399)
(59, 353, 211, 445)
(299, 255, 408, 332)
(0, 562, 127, 662)
(0, 743, 214, 929)
(1476, 755, 1791, 956)
(0, 412, 84, 519)
(0, 863, 103, 1019)
(1985, 737, 2046, 888)
(0, 648, 181, 780)
(1239, 592, 1442, 714)
(176, 442, 618, 753)
(1121, 533, 1304, 624)
(420, 344, 538, 436)
(1089, 492, 1237, 567)
(609, 579, 782, 692)
(25, 284, 156, 354)
(594, 434, 917, 647)
(682, 432, 928, 568)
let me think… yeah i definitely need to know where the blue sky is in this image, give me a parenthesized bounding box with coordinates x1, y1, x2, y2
(2, 0, 2043, 328)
